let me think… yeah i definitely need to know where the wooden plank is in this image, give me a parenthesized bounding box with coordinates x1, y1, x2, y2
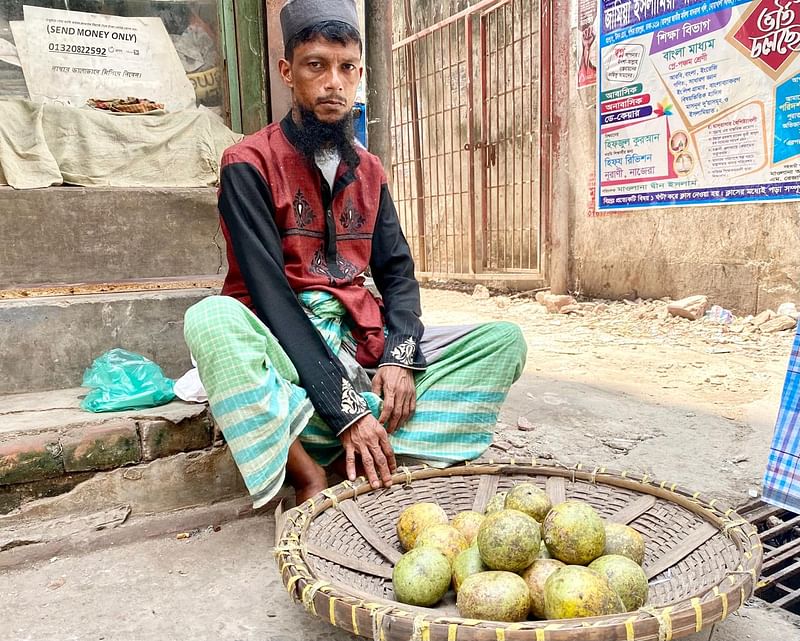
(773, 583, 800, 609)
(219, 0, 242, 132)
(763, 537, 800, 571)
(339, 499, 403, 564)
(746, 503, 785, 527)
(608, 495, 657, 524)
(763, 546, 800, 573)
(471, 474, 499, 513)
(761, 514, 800, 541)
(546, 476, 566, 505)
(0, 276, 223, 300)
(306, 543, 393, 579)
(234, 0, 268, 134)
(645, 523, 718, 580)
(735, 499, 765, 517)
(762, 558, 800, 587)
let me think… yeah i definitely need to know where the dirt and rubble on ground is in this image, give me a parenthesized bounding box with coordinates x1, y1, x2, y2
(422, 286, 797, 387)
(420, 286, 796, 508)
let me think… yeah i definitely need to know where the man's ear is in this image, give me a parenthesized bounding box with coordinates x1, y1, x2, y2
(279, 58, 293, 88)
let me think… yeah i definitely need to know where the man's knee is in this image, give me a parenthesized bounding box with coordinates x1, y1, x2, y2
(486, 321, 527, 373)
(489, 321, 526, 350)
(184, 296, 248, 351)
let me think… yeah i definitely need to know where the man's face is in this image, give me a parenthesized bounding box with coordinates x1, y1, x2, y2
(280, 36, 363, 124)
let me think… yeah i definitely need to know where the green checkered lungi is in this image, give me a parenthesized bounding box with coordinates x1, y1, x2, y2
(184, 294, 526, 507)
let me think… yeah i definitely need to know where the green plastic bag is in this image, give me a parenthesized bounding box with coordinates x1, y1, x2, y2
(81, 348, 176, 413)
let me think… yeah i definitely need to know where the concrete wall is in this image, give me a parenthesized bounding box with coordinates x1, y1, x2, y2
(0, 289, 214, 394)
(552, 2, 799, 315)
(0, 188, 223, 288)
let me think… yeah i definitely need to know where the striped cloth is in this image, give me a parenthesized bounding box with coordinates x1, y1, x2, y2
(184, 293, 526, 508)
(762, 319, 800, 512)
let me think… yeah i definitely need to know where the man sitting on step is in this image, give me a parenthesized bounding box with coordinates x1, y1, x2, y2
(183, 0, 527, 506)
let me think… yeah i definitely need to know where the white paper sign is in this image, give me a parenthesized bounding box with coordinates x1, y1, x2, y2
(0, 37, 20, 67)
(13, 6, 195, 111)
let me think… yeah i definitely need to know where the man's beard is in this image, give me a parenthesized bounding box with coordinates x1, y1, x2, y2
(294, 104, 360, 170)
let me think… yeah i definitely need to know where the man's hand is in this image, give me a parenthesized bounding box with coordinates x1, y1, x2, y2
(340, 414, 397, 489)
(372, 365, 417, 433)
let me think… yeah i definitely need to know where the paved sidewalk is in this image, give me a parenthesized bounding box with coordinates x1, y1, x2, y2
(1, 515, 798, 641)
(2, 373, 799, 640)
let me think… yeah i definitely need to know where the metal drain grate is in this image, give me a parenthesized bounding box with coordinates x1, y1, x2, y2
(740, 499, 800, 615)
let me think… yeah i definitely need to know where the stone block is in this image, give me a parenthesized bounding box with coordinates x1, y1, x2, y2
(0, 472, 93, 515)
(140, 414, 213, 462)
(535, 293, 578, 314)
(760, 315, 797, 334)
(0, 435, 63, 485)
(62, 422, 141, 472)
(4, 446, 246, 521)
(0, 187, 221, 287)
(0, 289, 213, 394)
(667, 295, 709, 321)
(751, 309, 776, 327)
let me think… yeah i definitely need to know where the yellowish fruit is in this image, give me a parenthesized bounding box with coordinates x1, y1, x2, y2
(484, 492, 508, 514)
(451, 511, 485, 545)
(505, 483, 552, 522)
(415, 524, 468, 562)
(457, 571, 531, 622)
(604, 523, 646, 566)
(589, 554, 649, 611)
(452, 545, 487, 592)
(392, 547, 452, 606)
(521, 559, 565, 619)
(542, 501, 605, 565)
(396, 502, 448, 551)
(544, 566, 625, 619)
(477, 509, 541, 572)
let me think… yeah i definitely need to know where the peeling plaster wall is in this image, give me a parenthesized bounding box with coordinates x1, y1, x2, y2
(555, 2, 800, 315)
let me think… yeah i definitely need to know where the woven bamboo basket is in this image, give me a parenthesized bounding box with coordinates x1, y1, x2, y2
(275, 460, 762, 641)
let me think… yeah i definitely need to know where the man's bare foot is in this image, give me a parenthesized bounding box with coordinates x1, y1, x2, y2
(286, 439, 329, 505)
(329, 455, 364, 481)
(294, 477, 329, 505)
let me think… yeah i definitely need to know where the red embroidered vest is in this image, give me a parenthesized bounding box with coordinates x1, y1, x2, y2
(220, 121, 386, 367)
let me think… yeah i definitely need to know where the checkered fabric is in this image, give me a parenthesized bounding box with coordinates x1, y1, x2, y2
(184, 293, 527, 507)
(763, 319, 800, 512)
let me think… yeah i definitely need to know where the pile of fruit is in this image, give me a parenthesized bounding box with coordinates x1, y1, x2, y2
(392, 483, 649, 622)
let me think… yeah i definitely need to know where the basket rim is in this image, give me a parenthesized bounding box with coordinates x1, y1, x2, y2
(274, 459, 763, 640)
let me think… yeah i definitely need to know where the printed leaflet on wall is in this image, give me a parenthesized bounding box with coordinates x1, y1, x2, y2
(597, 0, 800, 210)
(12, 6, 195, 112)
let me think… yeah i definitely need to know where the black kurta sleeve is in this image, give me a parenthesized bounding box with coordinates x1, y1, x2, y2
(219, 161, 369, 435)
(369, 184, 427, 370)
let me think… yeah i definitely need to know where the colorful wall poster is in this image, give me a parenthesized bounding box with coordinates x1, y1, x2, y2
(578, 0, 600, 88)
(597, 0, 800, 210)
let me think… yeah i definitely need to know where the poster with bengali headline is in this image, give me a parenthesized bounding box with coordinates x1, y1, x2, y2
(597, 0, 800, 211)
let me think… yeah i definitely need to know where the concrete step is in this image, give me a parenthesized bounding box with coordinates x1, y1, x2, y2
(0, 387, 247, 518)
(0, 288, 215, 395)
(0, 187, 222, 288)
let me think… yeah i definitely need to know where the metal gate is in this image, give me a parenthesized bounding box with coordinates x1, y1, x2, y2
(390, 0, 547, 284)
